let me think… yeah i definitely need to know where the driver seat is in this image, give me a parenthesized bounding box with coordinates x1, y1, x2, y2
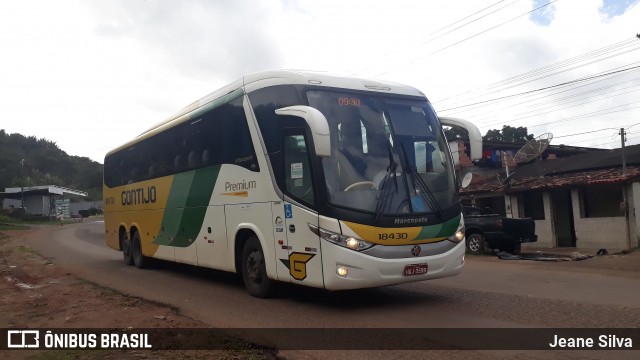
(337, 119, 367, 190)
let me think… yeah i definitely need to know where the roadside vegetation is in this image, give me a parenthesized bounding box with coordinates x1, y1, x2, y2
(0, 129, 103, 201)
(0, 214, 30, 230)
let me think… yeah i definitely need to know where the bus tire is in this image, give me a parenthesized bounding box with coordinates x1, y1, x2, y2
(121, 231, 134, 266)
(132, 231, 148, 269)
(241, 236, 273, 298)
(466, 233, 485, 255)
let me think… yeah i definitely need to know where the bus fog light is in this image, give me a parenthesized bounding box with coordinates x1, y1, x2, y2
(336, 266, 349, 277)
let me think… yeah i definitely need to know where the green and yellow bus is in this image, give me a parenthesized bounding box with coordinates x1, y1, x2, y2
(103, 70, 482, 297)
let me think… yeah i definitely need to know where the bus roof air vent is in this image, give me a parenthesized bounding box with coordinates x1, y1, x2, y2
(364, 84, 391, 91)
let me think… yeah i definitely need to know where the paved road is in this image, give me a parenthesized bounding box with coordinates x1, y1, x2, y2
(24, 221, 640, 359)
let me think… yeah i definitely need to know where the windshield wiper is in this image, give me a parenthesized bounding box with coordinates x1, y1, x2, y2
(374, 142, 399, 221)
(399, 143, 444, 219)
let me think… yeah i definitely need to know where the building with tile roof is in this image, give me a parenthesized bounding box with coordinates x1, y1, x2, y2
(457, 142, 640, 251)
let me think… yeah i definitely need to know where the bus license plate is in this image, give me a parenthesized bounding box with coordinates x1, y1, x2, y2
(404, 264, 428, 276)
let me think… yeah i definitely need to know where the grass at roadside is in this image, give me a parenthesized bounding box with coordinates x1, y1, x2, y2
(0, 224, 30, 230)
(0, 213, 95, 227)
(0, 214, 30, 229)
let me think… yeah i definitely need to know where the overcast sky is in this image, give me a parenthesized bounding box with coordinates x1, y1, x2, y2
(1, 0, 639, 163)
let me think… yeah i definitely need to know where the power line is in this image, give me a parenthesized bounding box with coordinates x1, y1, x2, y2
(423, 0, 559, 58)
(447, 66, 640, 118)
(563, 133, 615, 145)
(554, 126, 631, 139)
(589, 133, 640, 148)
(470, 79, 640, 124)
(417, 0, 523, 48)
(361, 0, 519, 74)
(373, 0, 558, 78)
(479, 85, 640, 128)
(550, 123, 640, 148)
(438, 64, 640, 112)
(527, 101, 640, 129)
(474, 45, 640, 97)
(480, 40, 638, 91)
(434, 36, 639, 105)
(520, 77, 640, 109)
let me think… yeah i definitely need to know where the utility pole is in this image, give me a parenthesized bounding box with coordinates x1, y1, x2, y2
(20, 159, 25, 212)
(620, 128, 631, 249)
(620, 128, 626, 176)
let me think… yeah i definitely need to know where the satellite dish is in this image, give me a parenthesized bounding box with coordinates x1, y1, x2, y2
(513, 133, 553, 164)
(461, 172, 473, 189)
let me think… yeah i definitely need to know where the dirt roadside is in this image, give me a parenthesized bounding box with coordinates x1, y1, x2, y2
(483, 245, 640, 277)
(0, 228, 279, 360)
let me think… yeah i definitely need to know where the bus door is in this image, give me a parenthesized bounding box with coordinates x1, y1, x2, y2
(280, 131, 324, 288)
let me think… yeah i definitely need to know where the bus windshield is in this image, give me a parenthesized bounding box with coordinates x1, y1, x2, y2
(307, 90, 456, 216)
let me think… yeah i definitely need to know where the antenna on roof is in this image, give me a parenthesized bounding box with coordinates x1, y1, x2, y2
(513, 133, 553, 164)
(498, 133, 553, 186)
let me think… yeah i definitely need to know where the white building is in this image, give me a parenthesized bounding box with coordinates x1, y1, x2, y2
(1, 185, 87, 217)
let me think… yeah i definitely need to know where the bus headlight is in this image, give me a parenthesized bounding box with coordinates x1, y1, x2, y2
(447, 218, 465, 243)
(317, 227, 374, 251)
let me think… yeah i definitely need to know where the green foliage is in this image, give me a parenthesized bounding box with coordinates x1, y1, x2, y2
(0, 129, 103, 201)
(443, 127, 469, 142)
(483, 125, 534, 143)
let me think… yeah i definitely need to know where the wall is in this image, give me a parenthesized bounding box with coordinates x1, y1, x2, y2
(520, 192, 555, 249)
(572, 188, 628, 250)
(472, 181, 640, 251)
(24, 196, 49, 215)
(629, 183, 640, 248)
(2, 199, 21, 209)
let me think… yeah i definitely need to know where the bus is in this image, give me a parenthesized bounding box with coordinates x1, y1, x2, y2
(103, 70, 482, 297)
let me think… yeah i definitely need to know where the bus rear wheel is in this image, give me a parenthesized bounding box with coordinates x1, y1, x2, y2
(241, 236, 273, 298)
(132, 231, 148, 269)
(121, 231, 133, 266)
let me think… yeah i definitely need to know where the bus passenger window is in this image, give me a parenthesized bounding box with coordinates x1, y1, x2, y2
(188, 150, 200, 169)
(174, 155, 184, 172)
(202, 149, 211, 165)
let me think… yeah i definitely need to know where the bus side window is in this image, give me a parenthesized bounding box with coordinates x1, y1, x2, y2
(188, 150, 200, 169)
(202, 149, 211, 165)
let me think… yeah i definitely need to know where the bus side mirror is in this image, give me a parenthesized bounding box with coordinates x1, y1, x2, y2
(275, 106, 331, 157)
(439, 116, 482, 161)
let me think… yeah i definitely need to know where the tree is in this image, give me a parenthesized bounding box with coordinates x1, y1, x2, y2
(483, 125, 534, 143)
(443, 126, 469, 142)
(0, 129, 103, 201)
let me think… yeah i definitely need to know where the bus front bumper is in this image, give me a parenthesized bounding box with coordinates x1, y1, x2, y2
(322, 240, 466, 291)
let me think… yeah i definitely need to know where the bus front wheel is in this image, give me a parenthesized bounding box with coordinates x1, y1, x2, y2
(132, 231, 148, 269)
(241, 236, 273, 298)
(121, 231, 134, 266)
